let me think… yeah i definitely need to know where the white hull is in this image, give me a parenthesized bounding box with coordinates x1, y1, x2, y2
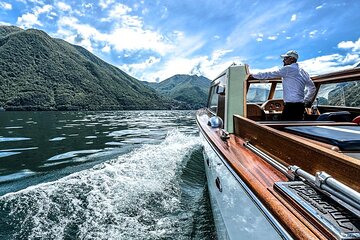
(200, 133, 289, 240)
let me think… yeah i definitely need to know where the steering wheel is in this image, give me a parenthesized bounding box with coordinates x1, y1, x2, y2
(261, 99, 284, 112)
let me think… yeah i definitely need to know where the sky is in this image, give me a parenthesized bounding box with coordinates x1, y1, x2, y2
(1, 0, 360, 82)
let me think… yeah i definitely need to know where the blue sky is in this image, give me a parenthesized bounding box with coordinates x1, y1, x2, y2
(1, 0, 360, 82)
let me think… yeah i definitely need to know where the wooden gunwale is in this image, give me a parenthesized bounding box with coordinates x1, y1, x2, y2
(260, 121, 356, 129)
(196, 110, 328, 239)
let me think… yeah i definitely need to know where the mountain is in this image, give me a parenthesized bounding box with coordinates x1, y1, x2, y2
(145, 74, 211, 109)
(0, 26, 176, 111)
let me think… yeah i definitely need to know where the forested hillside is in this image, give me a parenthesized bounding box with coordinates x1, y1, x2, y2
(0, 26, 176, 110)
(145, 74, 211, 109)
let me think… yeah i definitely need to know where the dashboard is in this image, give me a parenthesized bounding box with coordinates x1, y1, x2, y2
(261, 99, 284, 112)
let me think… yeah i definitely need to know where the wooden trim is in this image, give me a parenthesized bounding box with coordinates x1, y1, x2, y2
(312, 68, 360, 83)
(261, 121, 356, 129)
(233, 115, 360, 192)
(247, 79, 282, 84)
(268, 82, 277, 100)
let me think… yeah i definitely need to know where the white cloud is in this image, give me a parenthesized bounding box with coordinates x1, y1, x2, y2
(338, 38, 360, 52)
(99, 0, 115, 9)
(101, 45, 111, 53)
(316, 5, 324, 10)
(17, 13, 42, 27)
(212, 49, 233, 62)
(17, 4, 52, 28)
(56, 14, 177, 57)
(0, 21, 11, 25)
(124, 57, 204, 82)
(291, 14, 296, 21)
(343, 53, 360, 63)
(265, 56, 278, 60)
(100, 3, 141, 28)
(121, 56, 160, 73)
(121, 48, 241, 82)
(0, 2, 12, 10)
(309, 30, 318, 38)
(109, 3, 132, 18)
(57, 16, 107, 52)
(108, 28, 174, 55)
(226, 2, 291, 51)
(15, 0, 43, 3)
(83, 3, 93, 9)
(254, 33, 264, 42)
(268, 36, 277, 40)
(35, 4, 52, 14)
(250, 65, 280, 74)
(300, 54, 359, 75)
(251, 50, 359, 77)
(141, 8, 149, 15)
(57, 2, 71, 11)
(160, 6, 168, 19)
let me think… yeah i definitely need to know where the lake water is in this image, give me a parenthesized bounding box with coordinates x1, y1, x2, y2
(0, 111, 216, 239)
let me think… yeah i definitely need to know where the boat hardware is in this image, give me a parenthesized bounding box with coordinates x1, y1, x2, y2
(275, 181, 360, 239)
(289, 165, 360, 218)
(215, 177, 222, 192)
(244, 141, 295, 180)
(220, 129, 230, 141)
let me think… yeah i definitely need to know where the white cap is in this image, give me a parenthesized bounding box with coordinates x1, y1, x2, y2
(280, 50, 299, 60)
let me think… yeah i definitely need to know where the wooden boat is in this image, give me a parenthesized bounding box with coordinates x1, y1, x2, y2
(196, 64, 360, 239)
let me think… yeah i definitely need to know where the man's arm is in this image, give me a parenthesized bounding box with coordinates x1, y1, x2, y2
(304, 76, 316, 105)
(252, 67, 287, 80)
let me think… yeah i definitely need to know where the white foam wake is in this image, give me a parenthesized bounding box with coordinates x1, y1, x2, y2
(1, 130, 202, 240)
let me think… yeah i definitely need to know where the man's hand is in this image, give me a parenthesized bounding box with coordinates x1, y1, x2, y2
(304, 101, 312, 108)
(248, 74, 256, 80)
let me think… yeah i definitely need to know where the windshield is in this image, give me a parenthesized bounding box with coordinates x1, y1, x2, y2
(247, 83, 283, 103)
(316, 80, 360, 107)
(208, 85, 219, 113)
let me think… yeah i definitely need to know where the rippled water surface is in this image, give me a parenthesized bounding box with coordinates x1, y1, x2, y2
(0, 111, 215, 239)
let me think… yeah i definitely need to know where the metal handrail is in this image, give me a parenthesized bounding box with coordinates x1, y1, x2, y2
(289, 166, 360, 218)
(244, 142, 360, 217)
(244, 142, 294, 180)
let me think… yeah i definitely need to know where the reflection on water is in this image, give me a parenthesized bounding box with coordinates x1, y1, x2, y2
(0, 137, 31, 142)
(0, 111, 215, 239)
(0, 111, 197, 190)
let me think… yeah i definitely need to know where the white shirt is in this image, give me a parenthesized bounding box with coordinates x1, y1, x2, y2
(252, 63, 316, 103)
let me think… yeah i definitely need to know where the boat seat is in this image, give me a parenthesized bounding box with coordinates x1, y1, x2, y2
(353, 115, 360, 125)
(284, 125, 360, 151)
(317, 111, 352, 122)
(246, 103, 265, 121)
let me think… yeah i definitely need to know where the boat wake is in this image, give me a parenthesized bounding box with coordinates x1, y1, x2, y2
(0, 130, 215, 240)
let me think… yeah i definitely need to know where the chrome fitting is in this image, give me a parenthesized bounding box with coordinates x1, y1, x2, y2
(315, 171, 331, 188)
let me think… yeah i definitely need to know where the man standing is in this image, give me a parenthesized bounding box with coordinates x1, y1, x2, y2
(249, 50, 316, 121)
